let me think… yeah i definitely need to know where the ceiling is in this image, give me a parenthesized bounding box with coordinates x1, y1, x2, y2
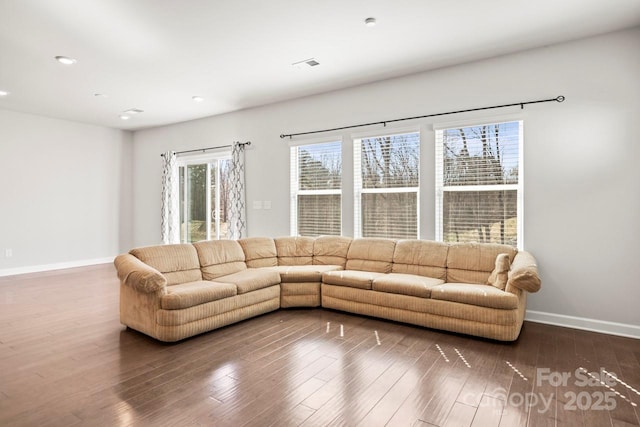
(1, 0, 639, 131)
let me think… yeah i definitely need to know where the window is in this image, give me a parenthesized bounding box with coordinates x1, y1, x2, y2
(435, 120, 523, 248)
(354, 132, 420, 239)
(178, 153, 232, 242)
(290, 141, 342, 236)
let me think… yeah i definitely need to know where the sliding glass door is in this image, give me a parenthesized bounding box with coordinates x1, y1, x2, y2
(178, 155, 231, 242)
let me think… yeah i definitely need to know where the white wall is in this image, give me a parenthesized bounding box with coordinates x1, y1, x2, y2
(132, 29, 639, 329)
(0, 109, 133, 273)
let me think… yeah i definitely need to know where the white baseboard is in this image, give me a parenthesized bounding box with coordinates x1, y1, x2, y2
(0, 257, 115, 278)
(525, 310, 640, 340)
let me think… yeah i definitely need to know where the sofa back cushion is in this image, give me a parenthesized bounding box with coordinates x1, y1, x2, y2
(130, 243, 202, 286)
(275, 236, 314, 266)
(238, 237, 277, 268)
(193, 240, 247, 280)
(446, 243, 517, 284)
(391, 240, 448, 280)
(313, 236, 352, 267)
(345, 238, 396, 273)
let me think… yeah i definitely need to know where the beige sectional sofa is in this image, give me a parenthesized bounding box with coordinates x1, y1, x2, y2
(114, 236, 540, 342)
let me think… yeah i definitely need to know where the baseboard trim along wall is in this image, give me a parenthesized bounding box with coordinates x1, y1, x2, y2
(525, 310, 640, 340)
(0, 257, 115, 278)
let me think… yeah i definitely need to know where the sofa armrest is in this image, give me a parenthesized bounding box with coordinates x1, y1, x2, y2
(507, 250, 541, 293)
(114, 253, 167, 293)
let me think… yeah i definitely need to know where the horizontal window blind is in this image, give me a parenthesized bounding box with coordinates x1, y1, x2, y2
(355, 132, 420, 239)
(290, 141, 342, 236)
(297, 194, 341, 236)
(361, 192, 418, 238)
(435, 121, 522, 248)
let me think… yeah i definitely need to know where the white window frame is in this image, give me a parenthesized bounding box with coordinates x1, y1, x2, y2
(177, 150, 231, 242)
(290, 139, 342, 236)
(434, 119, 524, 249)
(353, 129, 421, 239)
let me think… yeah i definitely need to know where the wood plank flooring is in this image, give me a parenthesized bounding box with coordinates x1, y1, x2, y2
(0, 264, 638, 426)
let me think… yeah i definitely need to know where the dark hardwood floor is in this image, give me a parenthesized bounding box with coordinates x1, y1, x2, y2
(0, 264, 638, 426)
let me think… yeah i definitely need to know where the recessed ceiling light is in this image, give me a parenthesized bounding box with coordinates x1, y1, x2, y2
(292, 58, 320, 69)
(192, 96, 204, 102)
(365, 17, 377, 27)
(119, 115, 130, 120)
(0, 90, 9, 97)
(123, 108, 144, 114)
(55, 56, 77, 65)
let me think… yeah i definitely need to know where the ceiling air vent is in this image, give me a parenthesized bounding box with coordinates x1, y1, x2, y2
(292, 58, 320, 68)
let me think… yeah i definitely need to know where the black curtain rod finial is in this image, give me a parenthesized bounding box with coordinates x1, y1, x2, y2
(556, 95, 565, 102)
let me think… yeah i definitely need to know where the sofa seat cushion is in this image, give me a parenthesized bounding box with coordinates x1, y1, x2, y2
(372, 273, 444, 298)
(215, 269, 281, 294)
(262, 265, 343, 283)
(322, 270, 386, 290)
(161, 281, 237, 310)
(430, 283, 518, 310)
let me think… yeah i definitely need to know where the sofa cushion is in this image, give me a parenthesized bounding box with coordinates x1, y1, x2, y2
(372, 273, 444, 298)
(261, 265, 342, 283)
(507, 251, 541, 293)
(487, 253, 511, 290)
(160, 281, 237, 310)
(214, 269, 281, 294)
(238, 237, 278, 268)
(313, 236, 352, 267)
(430, 283, 518, 310)
(391, 240, 448, 280)
(130, 243, 202, 286)
(322, 270, 386, 290)
(446, 243, 517, 284)
(345, 238, 396, 273)
(193, 240, 247, 280)
(275, 236, 314, 266)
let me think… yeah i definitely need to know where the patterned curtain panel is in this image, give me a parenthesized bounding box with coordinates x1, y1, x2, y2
(229, 142, 247, 239)
(161, 151, 180, 244)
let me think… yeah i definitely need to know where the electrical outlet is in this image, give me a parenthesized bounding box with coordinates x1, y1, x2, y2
(5, 248, 12, 258)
